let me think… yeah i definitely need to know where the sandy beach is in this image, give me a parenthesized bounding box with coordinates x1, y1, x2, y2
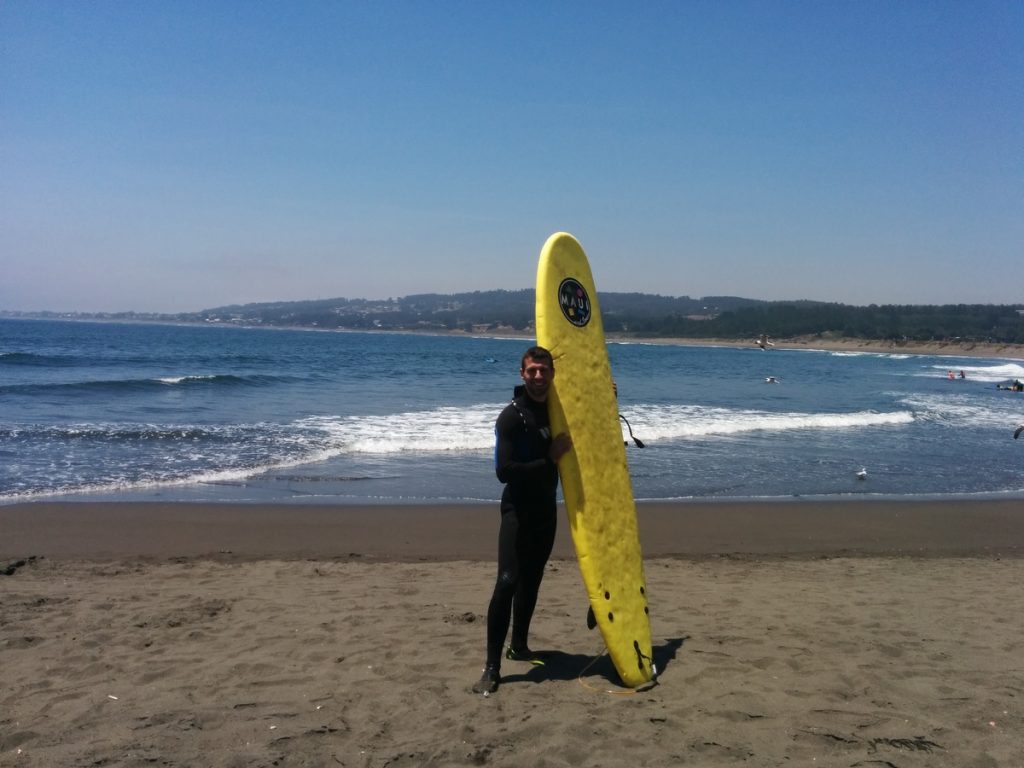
(2, 500, 1023, 767)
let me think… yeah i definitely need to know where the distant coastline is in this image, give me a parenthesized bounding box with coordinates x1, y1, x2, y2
(4, 312, 1023, 360)
(611, 335, 1024, 361)
(444, 328, 1024, 360)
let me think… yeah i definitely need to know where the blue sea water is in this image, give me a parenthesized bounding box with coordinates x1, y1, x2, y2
(2, 317, 1024, 505)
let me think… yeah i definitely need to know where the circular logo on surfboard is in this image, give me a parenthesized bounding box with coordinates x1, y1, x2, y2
(558, 278, 591, 327)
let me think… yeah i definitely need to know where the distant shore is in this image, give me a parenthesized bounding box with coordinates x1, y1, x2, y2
(469, 328, 1024, 360)
(6, 314, 1023, 360)
(616, 335, 1024, 360)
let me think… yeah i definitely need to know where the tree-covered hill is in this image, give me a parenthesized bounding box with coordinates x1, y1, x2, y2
(188, 291, 768, 333)
(7, 292, 1023, 343)
(626, 302, 1024, 343)
(184, 292, 1024, 343)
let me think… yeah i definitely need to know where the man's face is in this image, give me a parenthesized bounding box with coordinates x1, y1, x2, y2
(521, 356, 554, 401)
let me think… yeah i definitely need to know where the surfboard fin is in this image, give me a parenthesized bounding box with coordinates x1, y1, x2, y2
(619, 414, 645, 448)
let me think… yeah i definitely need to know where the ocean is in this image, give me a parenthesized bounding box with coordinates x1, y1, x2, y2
(2, 317, 1023, 505)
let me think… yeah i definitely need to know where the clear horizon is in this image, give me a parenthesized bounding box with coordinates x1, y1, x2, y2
(3, 2, 1021, 313)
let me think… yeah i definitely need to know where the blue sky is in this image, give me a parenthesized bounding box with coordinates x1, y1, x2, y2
(2, 1, 1021, 313)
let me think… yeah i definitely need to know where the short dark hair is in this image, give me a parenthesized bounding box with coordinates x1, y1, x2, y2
(521, 345, 554, 371)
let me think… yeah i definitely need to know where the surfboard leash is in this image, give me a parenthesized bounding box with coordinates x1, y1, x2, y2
(576, 645, 659, 696)
(619, 414, 645, 448)
(577, 649, 636, 696)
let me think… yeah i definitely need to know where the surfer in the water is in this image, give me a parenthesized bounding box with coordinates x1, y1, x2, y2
(473, 346, 573, 695)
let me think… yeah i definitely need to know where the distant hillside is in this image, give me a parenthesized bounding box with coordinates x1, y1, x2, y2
(5, 291, 1024, 343)
(188, 292, 1024, 343)
(191, 290, 767, 333)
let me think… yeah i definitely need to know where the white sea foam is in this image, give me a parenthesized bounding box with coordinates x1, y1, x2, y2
(899, 393, 1023, 427)
(623, 404, 913, 441)
(922, 362, 1024, 383)
(829, 350, 912, 360)
(297, 402, 915, 454)
(292, 399, 917, 454)
(298, 405, 498, 454)
(156, 374, 221, 385)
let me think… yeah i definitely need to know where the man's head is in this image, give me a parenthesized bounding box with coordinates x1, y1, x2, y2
(520, 346, 555, 402)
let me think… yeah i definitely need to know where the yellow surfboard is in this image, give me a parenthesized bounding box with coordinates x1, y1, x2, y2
(535, 232, 655, 688)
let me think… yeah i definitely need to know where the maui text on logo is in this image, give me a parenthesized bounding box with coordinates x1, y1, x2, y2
(558, 278, 591, 327)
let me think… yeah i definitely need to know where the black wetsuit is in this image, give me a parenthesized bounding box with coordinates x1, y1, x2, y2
(483, 387, 559, 668)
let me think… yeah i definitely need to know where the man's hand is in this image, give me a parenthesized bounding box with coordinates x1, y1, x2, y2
(549, 433, 573, 463)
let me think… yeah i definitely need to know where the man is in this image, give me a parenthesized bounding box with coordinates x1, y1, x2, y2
(472, 346, 572, 695)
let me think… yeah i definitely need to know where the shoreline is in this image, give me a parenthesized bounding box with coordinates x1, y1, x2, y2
(659, 335, 1024, 360)
(3, 498, 1022, 562)
(602, 334, 1024, 360)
